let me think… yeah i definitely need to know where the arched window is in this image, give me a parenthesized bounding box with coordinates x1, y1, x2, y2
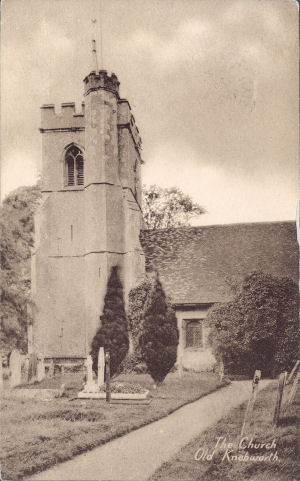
(185, 320, 203, 348)
(65, 145, 84, 186)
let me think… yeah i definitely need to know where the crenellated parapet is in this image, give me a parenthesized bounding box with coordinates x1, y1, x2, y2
(83, 70, 120, 97)
(117, 99, 142, 151)
(40, 102, 85, 132)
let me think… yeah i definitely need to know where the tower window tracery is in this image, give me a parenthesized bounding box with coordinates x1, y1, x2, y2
(65, 145, 84, 186)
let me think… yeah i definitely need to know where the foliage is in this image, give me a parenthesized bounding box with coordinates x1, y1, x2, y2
(0, 184, 41, 353)
(90, 266, 129, 377)
(207, 271, 299, 377)
(142, 184, 205, 229)
(139, 272, 179, 384)
(120, 274, 155, 374)
(119, 352, 148, 374)
(127, 274, 155, 355)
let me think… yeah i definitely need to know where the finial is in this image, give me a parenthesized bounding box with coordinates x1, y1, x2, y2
(91, 0, 104, 71)
(92, 38, 99, 72)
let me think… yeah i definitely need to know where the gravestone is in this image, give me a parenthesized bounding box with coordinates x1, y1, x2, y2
(97, 347, 105, 386)
(10, 349, 22, 388)
(82, 355, 98, 393)
(273, 371, 287, 426)
(105, 352, 111, 403)
(219, 361, 224, 381)
(48, 360, 54, 378)
(28, 353, 38, 383)
(287, 360, 300, 384)
(24, 357, 30, 383)
(240, 369, 261, 437)
(177, 351, 183, 379)
(287, 372, 300, 407)
(37, 355, 45, 382)
(0, 354, 3, 389)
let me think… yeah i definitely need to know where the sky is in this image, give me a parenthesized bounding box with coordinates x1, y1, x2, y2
(1, 0, 299, 225)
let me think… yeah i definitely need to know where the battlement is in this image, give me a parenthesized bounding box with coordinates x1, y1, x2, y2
(40, 102, 85, 132)
(118, 99, 142, 150)
(84, 70, 120, 97)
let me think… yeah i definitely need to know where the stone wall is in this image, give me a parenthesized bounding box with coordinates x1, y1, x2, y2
(32, 71, 145, 359)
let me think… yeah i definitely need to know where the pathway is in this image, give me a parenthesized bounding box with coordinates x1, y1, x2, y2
(29, 380, 270, 481)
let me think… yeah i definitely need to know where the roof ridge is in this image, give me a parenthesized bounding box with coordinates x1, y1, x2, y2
(141, 220, 296, 233)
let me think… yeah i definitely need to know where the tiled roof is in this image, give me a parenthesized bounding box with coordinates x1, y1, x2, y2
(140, 221, 299, 305)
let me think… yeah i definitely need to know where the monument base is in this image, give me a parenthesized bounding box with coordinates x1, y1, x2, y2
(77, 390, 149, 400)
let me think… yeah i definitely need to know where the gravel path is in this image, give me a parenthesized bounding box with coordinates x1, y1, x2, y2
(29, 380, 270, 481)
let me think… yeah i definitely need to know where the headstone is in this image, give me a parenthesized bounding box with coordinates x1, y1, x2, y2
(273, 371, 287, 426)
(82, 355, 98, 393)
(105, 352, 111, 403)
(37, 356, 45, 382)
(287, 360, 300, 384)
(24, 357, 30, 383)
(287, 372, 300, 407)
(28, 353, 38, 383)
(97, 347, 105, 386)
(86, 355, 94, 385)
(9, 349, 22, 388)
(219, 361, 224, 381)
(240, 369, 261, 437)
(0, 354, 3, 389)
(177, 351, 183, 379)
(48, 360, 54, 378)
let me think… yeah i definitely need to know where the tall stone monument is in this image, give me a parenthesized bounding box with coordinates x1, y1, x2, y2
(98, 347, 105, 387)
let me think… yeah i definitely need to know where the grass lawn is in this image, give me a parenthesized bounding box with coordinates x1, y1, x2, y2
(0, 371, 227, 480)
(150, 381, 300, 481)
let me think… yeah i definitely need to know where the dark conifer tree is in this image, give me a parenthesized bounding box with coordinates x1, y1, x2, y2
(140, 272, 179, 384)
(90, 266, 129, 376)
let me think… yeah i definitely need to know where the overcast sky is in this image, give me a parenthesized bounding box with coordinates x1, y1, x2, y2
(1, 0, 299, 225)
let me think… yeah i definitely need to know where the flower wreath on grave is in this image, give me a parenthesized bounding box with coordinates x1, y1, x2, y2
(98, 381, 148, 394)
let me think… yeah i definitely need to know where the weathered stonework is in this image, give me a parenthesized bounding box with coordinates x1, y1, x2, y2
(32, 71, 145, 360)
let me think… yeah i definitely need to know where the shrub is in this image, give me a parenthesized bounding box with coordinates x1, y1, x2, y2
(125, 274, 155, 364)
(90, 266, 129, 377)
(119, 352, 148, 374)
(139, 272, 179, 384)
(207, 271, 299, 377)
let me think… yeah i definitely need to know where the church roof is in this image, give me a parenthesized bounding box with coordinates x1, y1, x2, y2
(140, 221, 299, 305)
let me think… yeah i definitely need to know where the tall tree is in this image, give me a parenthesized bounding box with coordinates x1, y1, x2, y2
(140, 272, 179, 384)
(1, 184, 41, 352)
(207, 271, 299, 377)
(90, 266, 129, 376)
(143, 185, 205, 230)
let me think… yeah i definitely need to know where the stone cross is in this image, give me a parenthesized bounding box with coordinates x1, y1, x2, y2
(86, 355, 94, 385)
(98, 347, 105, 386)
(9, 349, 22, 388)
(82, 355, 98, 393)
(37, 355, 45, 382)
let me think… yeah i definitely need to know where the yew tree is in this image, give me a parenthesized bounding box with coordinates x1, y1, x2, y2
(90, 266, 129, 376)
(140, 272, 179, 384)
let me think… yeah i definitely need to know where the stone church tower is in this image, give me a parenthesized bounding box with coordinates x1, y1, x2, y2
(31, 70, 145, 361)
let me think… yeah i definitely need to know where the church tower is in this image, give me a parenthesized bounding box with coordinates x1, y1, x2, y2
(31, 70, 145, 361)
